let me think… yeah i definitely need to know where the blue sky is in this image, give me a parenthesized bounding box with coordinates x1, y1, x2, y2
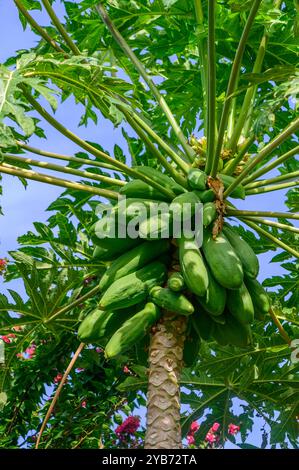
(0, 1, 295, 449)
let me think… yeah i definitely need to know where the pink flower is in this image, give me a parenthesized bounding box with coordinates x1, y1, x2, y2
(16, 353, 23, 359)
(25, 344, 36, 359)
(211, 422, 220, 433)
(81, 400, 87, 408)
(0, 259, 7, 274)
(1, 336, 11, 344)
(53, 373, 63, 384)
(205, 431, 217, 443)
(12, 325, 23, 332)
(187, 434, 195, 445)
(115, 416, 140, 436)
(190, 420, 200, 433)
(228, 424, 240, 435)
(96, 347, 103, 354)
(26, 344, 36, 351)
(123, 366, 130, 374)
(1, 333, 16, 344)
(76, 368, 85, 372)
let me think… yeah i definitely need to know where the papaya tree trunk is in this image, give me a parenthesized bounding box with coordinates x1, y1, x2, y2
(144, 311, 187, 449)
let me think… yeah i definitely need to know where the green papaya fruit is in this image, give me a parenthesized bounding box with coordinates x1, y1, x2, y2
(136, 166, 186, 195)
(78, 308, 134, 344)
(99, 239, 169, 291)
(202, 229, 244, 289)
(192, 308, 215, 341)
(212, 323, 229, 346)
(105, 302, 161, 359)
(209, 313, 226, 325)
(195, 189, 216, 203)
(245, 277, 270, 320)
(92, 238, 140, 261)
(214, 314, 252, 348)
(150, 286, 194, 316)
(99, 261, 167, 310)
(223, 224, 259, 279)
(197, 266, 226, 316)
(187, 168, 207, 191)
(226, 282, 254, 324)
(170, 191, 202, 222)
(139, 212, 172, 240)
(218, 174, 246, 199)
(203, 202, 217, 227)
(92, 198, 163, 247)
(167, 272, 185, 292)
(179, 235, 209, 296)
(119, 179, 171, 202)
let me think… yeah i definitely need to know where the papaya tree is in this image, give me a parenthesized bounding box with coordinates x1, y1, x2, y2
(0, 0, 298, 449)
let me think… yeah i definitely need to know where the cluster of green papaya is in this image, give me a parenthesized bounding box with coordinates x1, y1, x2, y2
(77, 166, 269, 364)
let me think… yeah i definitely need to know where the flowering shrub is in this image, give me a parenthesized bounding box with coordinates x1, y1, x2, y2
(228, 424, 240, 435)
(53, 373, 64, 384)
(115, 416, 140, 436)
(187, 420, 200, 446)
(211, 422, 220, 432)
(1, 333, 16, 344)
(187, 421, 241, 448)
(0, 258, 7, 275)
(16, 344, 36, 360)
(113, 416, 142, 448)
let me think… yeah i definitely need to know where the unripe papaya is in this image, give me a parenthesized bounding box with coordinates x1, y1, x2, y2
(92, 199, 163, 248)
(136, 166, 186, 195)
(226, 282, 254, 324)
(210, 313, 226, 325)
(187, 168, 207, 191)
(195, 189, 215, 203)
(139, 212, 172, 240)
(120, 179, 171, 202)
(192, 308, 215, 341)
(179, 236, 209, 296)
(170, 191, 202, 222)
(93, 238, 140, 261)
(168, 272, 185, 292)
(203, 202, 217, 227)
(78, 308, 133, 344)
(197, 266, 226, 316)
(212, 323, 229, 346)
(202, 230, 244, 289)
(223, 224, 259, 279)
(245, 277, 270, 320)
(105, 302, 161, 359)
(150, 286, 194, 316)
(99, 261, 167, 310)
(218, 174, 245, 199)
(99, 240, 169, 291)
(215, 314, 252, 348)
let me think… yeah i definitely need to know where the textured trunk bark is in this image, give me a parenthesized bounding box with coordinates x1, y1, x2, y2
(144, 311, 187, 449)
